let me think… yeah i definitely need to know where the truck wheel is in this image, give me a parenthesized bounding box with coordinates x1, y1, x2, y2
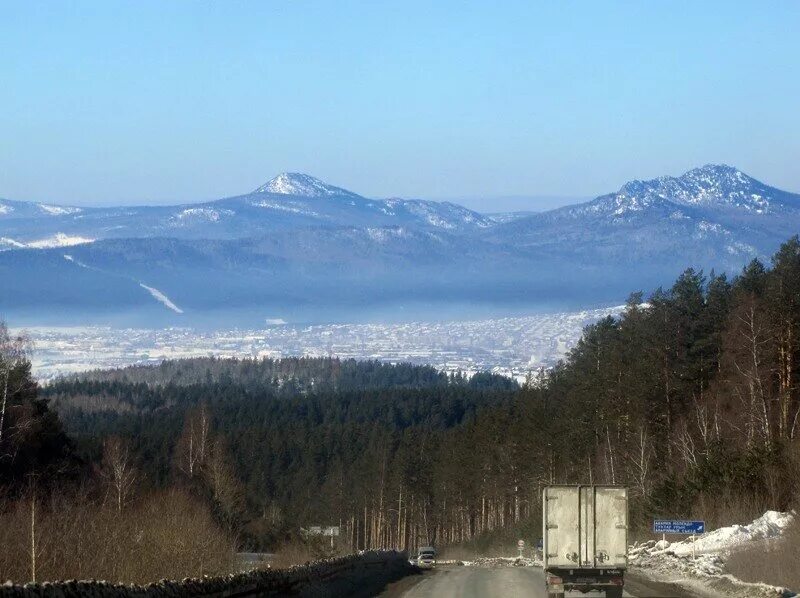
(605, 589, 623, 598)
(547, 593, 565, 598)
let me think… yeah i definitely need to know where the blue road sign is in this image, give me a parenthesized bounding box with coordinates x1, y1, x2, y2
(653, 520, 705, 534)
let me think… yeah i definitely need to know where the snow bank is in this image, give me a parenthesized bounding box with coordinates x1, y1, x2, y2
(667, 511, 793, 556)
(630, 510, 796, 598)
(460, 556, 540, 568)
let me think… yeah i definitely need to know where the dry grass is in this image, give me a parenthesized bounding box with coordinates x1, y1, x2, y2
(269, 536, 343, 569)
(726, 515, 800, 591)
(0, 488, 236, 584)
(268, 543, 318, 569)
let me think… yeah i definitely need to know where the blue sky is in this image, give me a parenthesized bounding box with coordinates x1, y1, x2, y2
(1, 1, 799, 210)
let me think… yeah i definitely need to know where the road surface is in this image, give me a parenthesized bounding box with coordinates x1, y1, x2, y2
(380, 566, 699, 598)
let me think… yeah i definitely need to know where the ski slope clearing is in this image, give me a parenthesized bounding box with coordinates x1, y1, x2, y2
(139, 284, 184, 314)
(630, 511, 796, 597)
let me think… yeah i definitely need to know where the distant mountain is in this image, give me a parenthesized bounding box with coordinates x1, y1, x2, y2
(611, 164, 799, 213)
(0, 198, 84, 220)
(0, 165, 797, 324)
(0, 173, 491, 245)
(486, 164, 800, 271)
(252, 172, 360, 198)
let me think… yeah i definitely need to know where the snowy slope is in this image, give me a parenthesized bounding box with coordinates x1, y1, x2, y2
(27, 233, 95, 248)
(617, 164, 799, 213)
(253, 172, 360, 198)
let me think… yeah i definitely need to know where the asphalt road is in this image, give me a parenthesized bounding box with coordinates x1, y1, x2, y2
(380, 566, 699, 598)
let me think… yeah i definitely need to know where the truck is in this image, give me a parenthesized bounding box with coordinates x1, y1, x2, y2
(542, 485, 628, 598)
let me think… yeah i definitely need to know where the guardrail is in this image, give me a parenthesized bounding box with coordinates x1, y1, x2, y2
(0, 550, 415, 598)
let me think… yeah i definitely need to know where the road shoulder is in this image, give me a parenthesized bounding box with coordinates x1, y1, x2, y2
(626, 571, 721, 598)
(377, 569, 429, 597)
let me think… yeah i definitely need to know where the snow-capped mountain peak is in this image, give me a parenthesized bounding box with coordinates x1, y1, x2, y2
(253, 173, 361, 198)
(612, 164, 787, 214)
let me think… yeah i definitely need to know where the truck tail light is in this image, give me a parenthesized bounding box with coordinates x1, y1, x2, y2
(610, 577, 624, 585)
(547, 575, 563, 585)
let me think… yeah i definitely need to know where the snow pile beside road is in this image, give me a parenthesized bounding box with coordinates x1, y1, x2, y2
(667, 510, 793, 556)
(461, 556, 540, 568)
(631, 548, 790, 597)
(630, 511, 796, 598)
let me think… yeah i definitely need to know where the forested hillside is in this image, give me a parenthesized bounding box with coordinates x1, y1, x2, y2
(45, 361, 517, 548)
(5, 237, 800, 563)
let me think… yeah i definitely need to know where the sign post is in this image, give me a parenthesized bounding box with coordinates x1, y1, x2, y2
(652, 520, 705, 534)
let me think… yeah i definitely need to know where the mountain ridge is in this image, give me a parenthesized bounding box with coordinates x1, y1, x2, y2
(0, 173, 493, 243)
(3, 165, 798, 225)
(1, 164, 798, 324)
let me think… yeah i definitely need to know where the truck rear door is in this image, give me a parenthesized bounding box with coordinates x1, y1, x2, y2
(543, 486, 580, 567)
(544, 485, 628, 569)
(594, 486, 627, 568)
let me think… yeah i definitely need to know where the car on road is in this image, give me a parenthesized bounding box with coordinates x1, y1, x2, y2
(416, 546, 436, 569)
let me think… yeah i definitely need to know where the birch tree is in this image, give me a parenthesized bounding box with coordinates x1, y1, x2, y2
(100, 435, 137, 512)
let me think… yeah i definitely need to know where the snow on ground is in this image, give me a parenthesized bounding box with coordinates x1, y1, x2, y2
(630, 511, 796, 597)
(62, 254, 91, 268)
(250, 199, 319, 217)
(28, 233, 95, 248)
(668, 511, 793, 556)
(172, 207, 234, 223)
(0, 236, 27, 248)
(460, 556, 540, 568)
(38, 204, 82, 216)
(2, 234, 95, 249)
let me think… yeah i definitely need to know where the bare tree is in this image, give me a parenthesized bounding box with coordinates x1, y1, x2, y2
(175, 404, 211, 478)
(628, 426, 653, 498)
(203, 437, 244, 524)
(100, 436, 137, 512)
(724, 298, 775, 447)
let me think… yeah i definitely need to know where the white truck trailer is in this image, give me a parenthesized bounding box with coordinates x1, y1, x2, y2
(543, 485, 628, 598)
